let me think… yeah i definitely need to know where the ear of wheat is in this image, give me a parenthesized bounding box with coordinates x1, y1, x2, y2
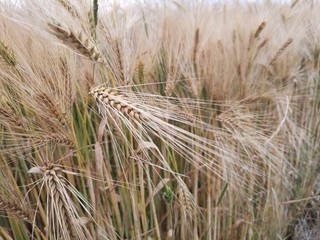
(29, 165, 95, 240)
(48, 23, 102, 62)
(90, 86, 146, 120)
(0, 198, 31, 222)
(0, 41, 16, 66)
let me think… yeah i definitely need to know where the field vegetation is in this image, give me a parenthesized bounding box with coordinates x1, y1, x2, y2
(0, 0, 319, 239)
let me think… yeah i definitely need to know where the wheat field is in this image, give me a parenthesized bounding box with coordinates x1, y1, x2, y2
(0, 0, 319, 239)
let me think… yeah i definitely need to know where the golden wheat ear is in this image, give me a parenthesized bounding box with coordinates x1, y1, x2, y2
(90, 86, 147, 121)
(36, 92, 68, 127)
(58, 0, 79, 18)
(0, 106, 27, 130)
(29, 165, 94, 240)
(0, 41, 17, 66)
(48, 22, 102, 62)
(0, 197, 46, 239)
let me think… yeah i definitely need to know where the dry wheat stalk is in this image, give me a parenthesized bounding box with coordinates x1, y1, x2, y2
(48, 23, 102, 62)
(90, 86, 146, 120)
